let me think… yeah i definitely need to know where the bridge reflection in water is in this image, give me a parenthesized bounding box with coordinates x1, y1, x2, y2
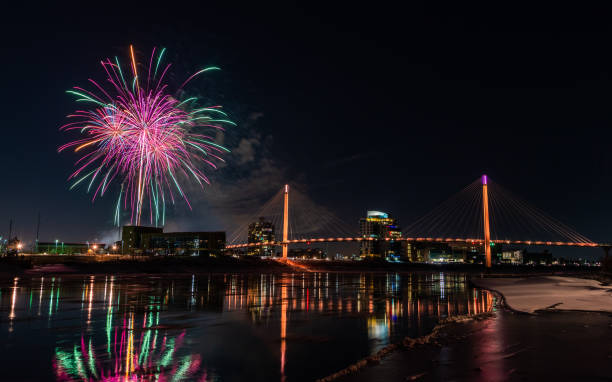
(1, 273, 493, 381)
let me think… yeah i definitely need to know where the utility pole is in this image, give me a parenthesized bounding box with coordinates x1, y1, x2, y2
(35, 212, 40, 254)
(602, 246, 610, 269)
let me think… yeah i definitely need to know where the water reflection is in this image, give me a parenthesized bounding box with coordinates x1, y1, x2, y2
(0, 273, 493, 381)
(280, 279, 288, 382)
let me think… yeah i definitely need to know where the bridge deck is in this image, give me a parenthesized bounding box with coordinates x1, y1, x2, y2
(226, 237, 602, 249)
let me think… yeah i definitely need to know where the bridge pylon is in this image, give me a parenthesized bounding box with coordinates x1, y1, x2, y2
(282, 184, 289, 258)
(482, 174, 492, 268)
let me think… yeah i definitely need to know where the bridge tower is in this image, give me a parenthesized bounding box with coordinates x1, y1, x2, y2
(482, 174, 492, 268)
(282, 184, 289, 258)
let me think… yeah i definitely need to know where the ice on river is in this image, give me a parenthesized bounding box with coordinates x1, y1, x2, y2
(472, 276, 612, 313)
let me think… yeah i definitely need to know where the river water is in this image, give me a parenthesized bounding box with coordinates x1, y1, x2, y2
(0, 272, 493, 381)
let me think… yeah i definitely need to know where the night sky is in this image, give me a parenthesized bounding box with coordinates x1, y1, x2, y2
(1, 3, 611, 257)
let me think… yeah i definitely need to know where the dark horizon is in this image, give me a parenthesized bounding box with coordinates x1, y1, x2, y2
(1, 4, 612, 258)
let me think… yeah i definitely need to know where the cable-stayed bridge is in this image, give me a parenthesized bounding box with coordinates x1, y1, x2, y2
(226, 175, 606, 267)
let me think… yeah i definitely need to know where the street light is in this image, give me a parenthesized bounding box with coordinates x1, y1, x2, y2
(55, 239, 58, 254)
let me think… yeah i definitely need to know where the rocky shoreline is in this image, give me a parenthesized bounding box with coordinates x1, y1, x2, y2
(316, 312, 496, 382)
(328, 276, 612, 381)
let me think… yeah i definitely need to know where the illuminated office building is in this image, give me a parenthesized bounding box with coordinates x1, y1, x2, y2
(359, 211, 403, 260)
(247, 217, 276, 256)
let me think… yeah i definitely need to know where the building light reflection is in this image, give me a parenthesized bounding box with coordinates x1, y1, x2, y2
(0, 272, 494, 381)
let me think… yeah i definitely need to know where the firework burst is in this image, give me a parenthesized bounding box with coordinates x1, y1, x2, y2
(60, 46, 233, 226)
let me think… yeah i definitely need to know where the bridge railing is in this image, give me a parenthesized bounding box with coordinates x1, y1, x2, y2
(225, 236, 603, 249)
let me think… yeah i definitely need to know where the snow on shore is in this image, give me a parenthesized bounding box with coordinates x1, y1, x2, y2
(472, 276, 612, 313)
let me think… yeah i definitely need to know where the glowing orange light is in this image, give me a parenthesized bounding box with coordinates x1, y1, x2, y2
(482, 174, 492, 268)
(282, 185, 289, 258)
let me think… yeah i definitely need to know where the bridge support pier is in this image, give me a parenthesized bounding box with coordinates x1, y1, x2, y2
(482, 175, 492, 268)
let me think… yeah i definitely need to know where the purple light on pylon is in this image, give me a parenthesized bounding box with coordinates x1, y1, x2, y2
(482, 174, 487, 185)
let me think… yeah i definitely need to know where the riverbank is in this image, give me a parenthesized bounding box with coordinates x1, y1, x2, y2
(333, 309, 612, 381)
(0, 255, 294, 282)
(0, 255, 603, 278)
(329, 276, 612, 381)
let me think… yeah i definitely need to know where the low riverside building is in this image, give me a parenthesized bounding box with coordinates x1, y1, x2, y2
(522, 249, 553, 265)
(408, 242, 477, 263)
(120, 225, 226, 256)
(500, 250, 523, 265)
(37, 242, 106, 255)
(288, 247, 325, 259)
(122, 225, 163, 252)
(141, 231, 226, 256)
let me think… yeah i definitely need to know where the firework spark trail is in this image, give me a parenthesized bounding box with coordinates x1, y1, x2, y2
(59, 45, 233, 226)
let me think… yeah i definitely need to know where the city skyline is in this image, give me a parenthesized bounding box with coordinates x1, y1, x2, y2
(1, 4, 612, 254)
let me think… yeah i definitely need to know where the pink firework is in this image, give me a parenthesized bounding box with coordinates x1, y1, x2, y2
(59, 45, 233, 226)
